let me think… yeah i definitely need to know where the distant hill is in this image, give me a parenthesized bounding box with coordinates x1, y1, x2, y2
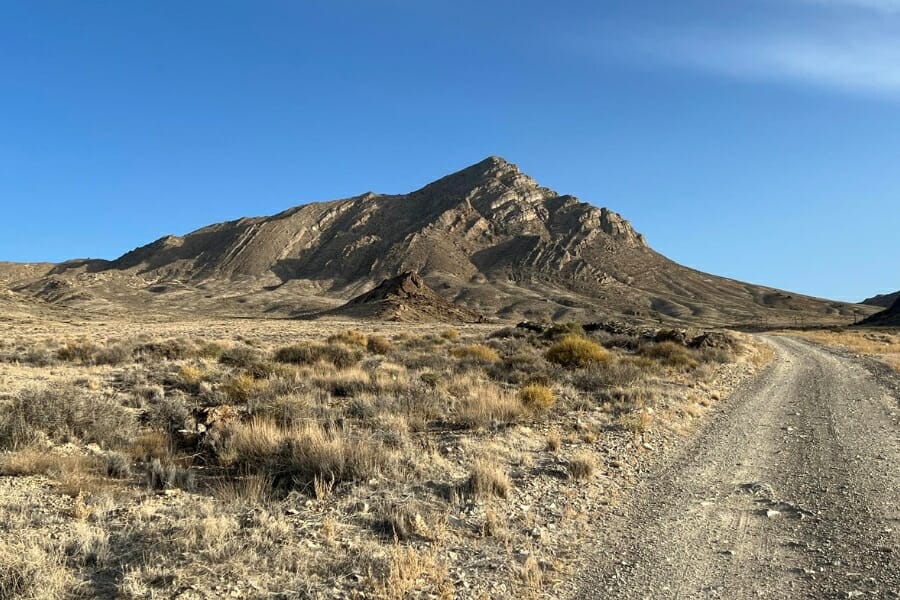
(862, 291, 900, 308)
(6, 157, 875, 325)
(860, 296, 900, 327)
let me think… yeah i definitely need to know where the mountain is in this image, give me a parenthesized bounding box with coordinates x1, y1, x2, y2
(862, 291, 900, 308)
(319, 271, 483, 323)
(860, 296, 900, 327)
(10, 157, 874, 325)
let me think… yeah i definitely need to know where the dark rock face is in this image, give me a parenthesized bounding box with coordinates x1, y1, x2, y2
(860, 296, 900, 327)
(861, 291, 900, 308)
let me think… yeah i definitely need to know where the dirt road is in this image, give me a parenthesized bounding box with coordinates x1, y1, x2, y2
(573, 336, 899, 599)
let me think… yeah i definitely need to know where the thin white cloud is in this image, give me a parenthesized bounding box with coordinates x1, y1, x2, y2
(799, 0, 900, 12)
(661, 30, 900, 97)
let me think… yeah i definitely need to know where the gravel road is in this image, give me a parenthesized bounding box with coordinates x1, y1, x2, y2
(572, 335, 899, 599)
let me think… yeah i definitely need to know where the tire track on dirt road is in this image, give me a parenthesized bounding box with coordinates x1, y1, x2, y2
(572, 335, 899, 599)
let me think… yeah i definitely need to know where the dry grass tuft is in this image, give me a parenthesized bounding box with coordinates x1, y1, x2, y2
(619, 409, 654, 434)
(639, 341, 698, 370)
(327, 330, 369, 348)
(212, 473, 273, 506)
(451, 378, 523, 429)
(146, 458, 195, 491)
(223, 373, 269, 402)
(568, 452, 597, 480)
(460, 459, 512, 499)
(366, 335, 394, 354)
(522, 554, 544, 590)
(369, 545, 452, 600)
(546, 433, 561, 452)
(0, 450, 99, 478)
(0, 540, 74, 600)
(227, 419, 392, 492)
(177, 364, 204, 388)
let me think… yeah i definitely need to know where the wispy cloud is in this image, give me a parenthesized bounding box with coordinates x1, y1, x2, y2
(571, 1, 900, 99)
(798, 0, 900, 12)
(655, 29, 900, 98)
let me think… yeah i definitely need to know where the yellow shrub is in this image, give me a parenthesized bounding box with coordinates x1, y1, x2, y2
(223, 373, 268, 402)
(451, 344, 500, 364)
(178, 365, 204, 387)
(518, 383, 555, 412)
(546, 335, 609, 368)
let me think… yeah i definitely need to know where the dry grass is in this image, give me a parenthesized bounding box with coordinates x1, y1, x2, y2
(451, 343, 501, 364)
(0, 540, 74, 600)
(274, 341, 361, 368)
(460, 459, 512, 499)
(639, 341, 699, 370)
(367, 335, 394, 354)
(0, 314, 757, 599)
(0, 449, 99, 479)
(784, 328, 900, 371)
(451, 377, 524, 428)
(223, 372, 269, 402)
(227, 419, 393, 491)
(369, 545, 452, 600)
(327, 329, 369, 348)
(0, 385, 136, 450)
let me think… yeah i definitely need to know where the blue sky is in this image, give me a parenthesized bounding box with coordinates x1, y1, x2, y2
(1, 0, 897, 302)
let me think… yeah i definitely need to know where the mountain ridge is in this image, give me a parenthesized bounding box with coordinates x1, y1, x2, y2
(4, 157, 876, 326)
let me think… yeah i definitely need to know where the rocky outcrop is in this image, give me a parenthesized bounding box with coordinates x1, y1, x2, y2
(320, 271, 484, 323)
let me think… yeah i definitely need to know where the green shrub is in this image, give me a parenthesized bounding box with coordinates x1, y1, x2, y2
(546, 336, 609, 368)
